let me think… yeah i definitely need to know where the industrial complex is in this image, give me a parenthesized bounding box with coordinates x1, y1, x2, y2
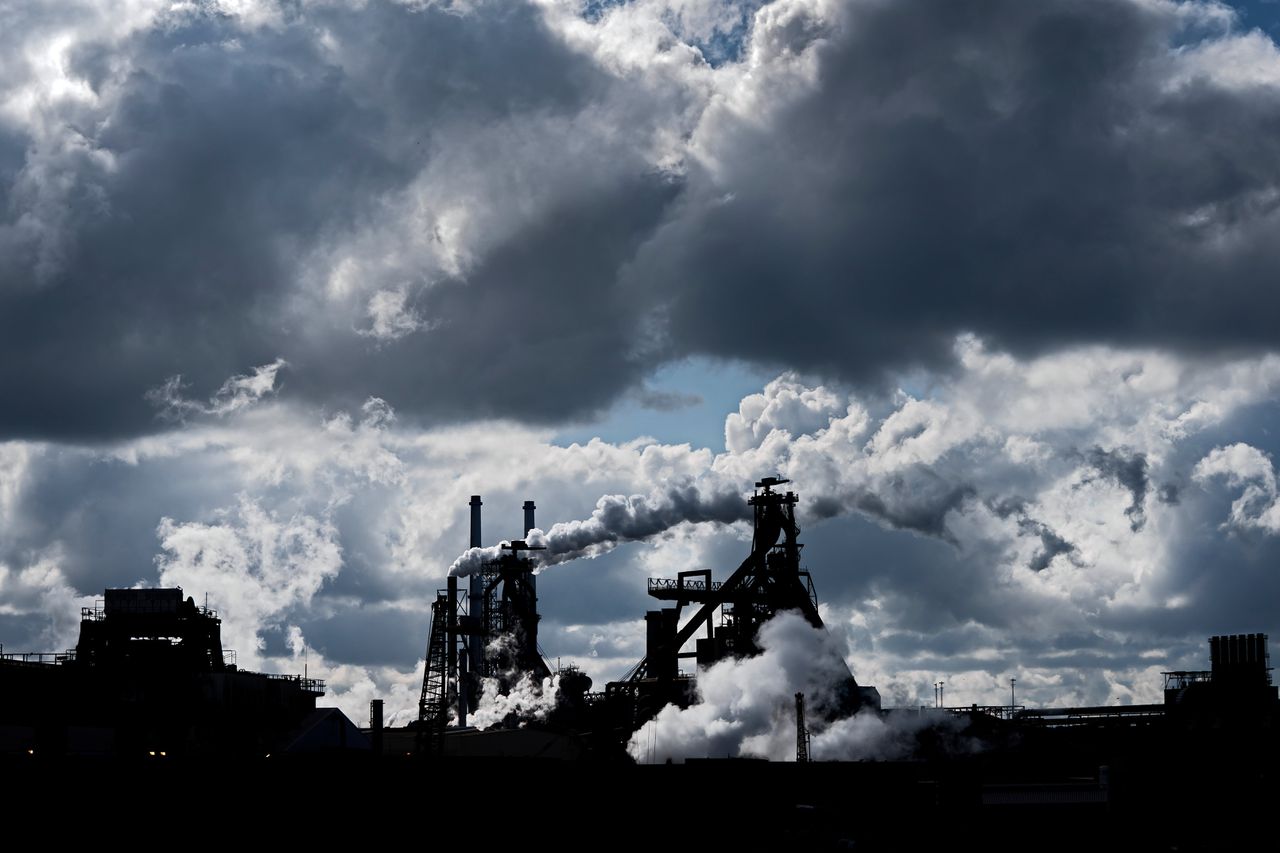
(1, 477, 1276, 845)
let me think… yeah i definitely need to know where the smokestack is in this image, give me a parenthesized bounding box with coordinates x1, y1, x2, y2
(468, 496, 483, 709)
(524, 499, 537, 597)
(369, 699, 384, 755)
(470, 495, 483, 548)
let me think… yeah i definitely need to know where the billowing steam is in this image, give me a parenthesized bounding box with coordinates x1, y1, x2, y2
(627, 612, 980, 763)
(448, 481, 751, 577)
(809, 708, 976, 762)
(470, 672, 562, 730)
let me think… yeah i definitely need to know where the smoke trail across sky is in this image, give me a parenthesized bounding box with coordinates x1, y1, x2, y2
(448, 481, 752, 577)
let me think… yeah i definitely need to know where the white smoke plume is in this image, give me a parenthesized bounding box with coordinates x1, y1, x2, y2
(448, 481, 751, 577)
(812, 707, 979, 762)
(466, 632, 564, 729)
(628, 611, 979, 763)
(470, 672, 562, 730)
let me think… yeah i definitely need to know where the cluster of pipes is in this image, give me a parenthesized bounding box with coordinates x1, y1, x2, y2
(447, 495, 539, 727)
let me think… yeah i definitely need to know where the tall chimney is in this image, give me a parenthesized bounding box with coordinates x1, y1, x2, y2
(470, 495, 483, 548)
(369, 699, 384, 755)
(467, 496, 483, 711)
(523, 500, 537, 598)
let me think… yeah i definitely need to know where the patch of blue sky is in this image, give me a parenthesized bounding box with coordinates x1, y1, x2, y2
(579, 0, 770, 68)
(669, 2, 766, 68)
(1231, 1, 1280, 34)
(552, 356, 779, 451)
(684, 13, 755, 67)
(1163, 0, 1280, 48)
(580, 0, 633, 25)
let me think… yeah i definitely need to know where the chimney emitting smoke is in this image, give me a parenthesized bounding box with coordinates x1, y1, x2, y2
(524, 499, 537, 596)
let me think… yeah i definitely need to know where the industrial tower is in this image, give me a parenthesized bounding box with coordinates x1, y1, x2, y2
(416, 496, 552, 752)
(606, 477, 878, 729)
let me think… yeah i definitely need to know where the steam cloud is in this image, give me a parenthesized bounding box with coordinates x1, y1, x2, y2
(470, 672, 562, 731)
(628, 612, 980, 763)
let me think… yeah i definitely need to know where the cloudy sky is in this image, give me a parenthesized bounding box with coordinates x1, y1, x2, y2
(5, 0, 1280, 728)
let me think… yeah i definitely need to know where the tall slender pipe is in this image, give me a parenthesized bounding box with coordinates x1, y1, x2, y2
(447, 574, 459, 726)
(468, 496, 483, 701)
(370, 699, 384, 756)
(523, 500, 537, 599)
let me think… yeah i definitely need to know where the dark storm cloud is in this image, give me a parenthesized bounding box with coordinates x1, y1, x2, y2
(2, 12, 399, 439)
(631, 0, 1280, 380)
(292, 175, 679, 425)
(0, 1, 630, 440)
(9, 1, 1280, 440)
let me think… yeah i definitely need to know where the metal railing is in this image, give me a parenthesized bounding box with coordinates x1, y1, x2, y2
(265, 673, 326, 694)
(1163, 670, 1212, 690)
(1018, 704, 1165, 723)
(647, 578, 724, 595)
(0, 646, 75, 665)
(939, 704, 1026, 720)
(81, 602, 219, 621)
